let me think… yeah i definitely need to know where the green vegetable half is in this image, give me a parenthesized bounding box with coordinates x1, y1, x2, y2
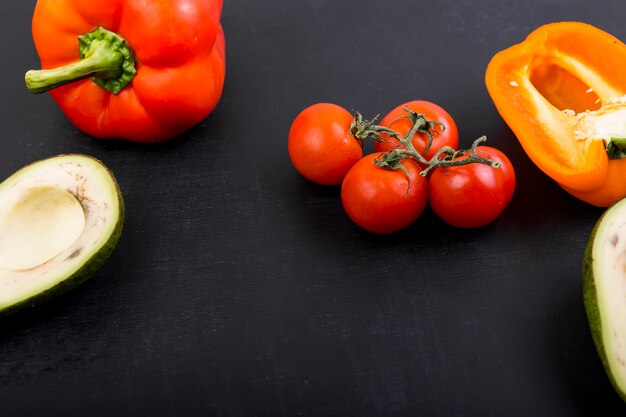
(584, 197, 626, 401)
(0, 154, 123, 316)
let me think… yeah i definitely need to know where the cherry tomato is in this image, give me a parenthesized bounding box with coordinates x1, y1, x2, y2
(341, 153, 428, 233)
(374, 100, 459, 161)
(288, 103, 362, 185)
(428, 147, 515, 228)
(475, 146, 516, 202)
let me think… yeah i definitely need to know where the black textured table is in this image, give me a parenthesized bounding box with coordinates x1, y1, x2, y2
(1, 1, 625, 416)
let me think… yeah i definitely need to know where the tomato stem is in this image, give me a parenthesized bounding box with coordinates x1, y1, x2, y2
(373, 110, 500, 177)
(350, 113, 402, 144)
(419, 136, 501, 176)
(400, 108, 446, 156)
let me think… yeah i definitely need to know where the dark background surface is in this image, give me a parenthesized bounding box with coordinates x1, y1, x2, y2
(1, 0, 625, 416)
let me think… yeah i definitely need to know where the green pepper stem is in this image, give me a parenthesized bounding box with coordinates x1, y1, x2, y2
(25, 26, 136, 95)
(25, 40, 124, 94)
(606, 137, 626, 160)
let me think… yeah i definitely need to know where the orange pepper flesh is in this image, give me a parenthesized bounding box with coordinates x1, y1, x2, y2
(27, 0, 225, 143)
(486, 22, 626, 207)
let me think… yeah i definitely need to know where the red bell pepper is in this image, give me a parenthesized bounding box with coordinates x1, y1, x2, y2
(25, 0, 226, 142)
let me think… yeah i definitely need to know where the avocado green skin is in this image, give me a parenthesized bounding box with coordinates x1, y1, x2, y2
(583, 198, 626, 402)
(0, 155, 124, 317)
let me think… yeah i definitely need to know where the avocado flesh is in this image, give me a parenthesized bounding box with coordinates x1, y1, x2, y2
(584, 198, 626, 400)
(0, 155, 123, 315)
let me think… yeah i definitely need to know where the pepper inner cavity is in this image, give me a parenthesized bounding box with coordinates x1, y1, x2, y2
(529, 60, 601, 113)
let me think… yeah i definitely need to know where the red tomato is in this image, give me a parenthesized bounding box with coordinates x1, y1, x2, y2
(374, 100, 459, 161)
(475, 146, 516, 202)
(341, 153, 428, 233)
(428, 147, 515, 228)
(288, 103, 362, 185)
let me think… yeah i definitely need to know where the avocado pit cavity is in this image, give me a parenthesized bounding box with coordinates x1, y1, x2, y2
(0, 186, 85, 271)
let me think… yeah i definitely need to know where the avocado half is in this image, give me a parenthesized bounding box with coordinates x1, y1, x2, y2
(584, 197, 626, 401)
(0, 154, 123, 316)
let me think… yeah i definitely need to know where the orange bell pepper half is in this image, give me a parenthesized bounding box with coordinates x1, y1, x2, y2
(486, 22, 626, 207)
(25, 0, 225, 143)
